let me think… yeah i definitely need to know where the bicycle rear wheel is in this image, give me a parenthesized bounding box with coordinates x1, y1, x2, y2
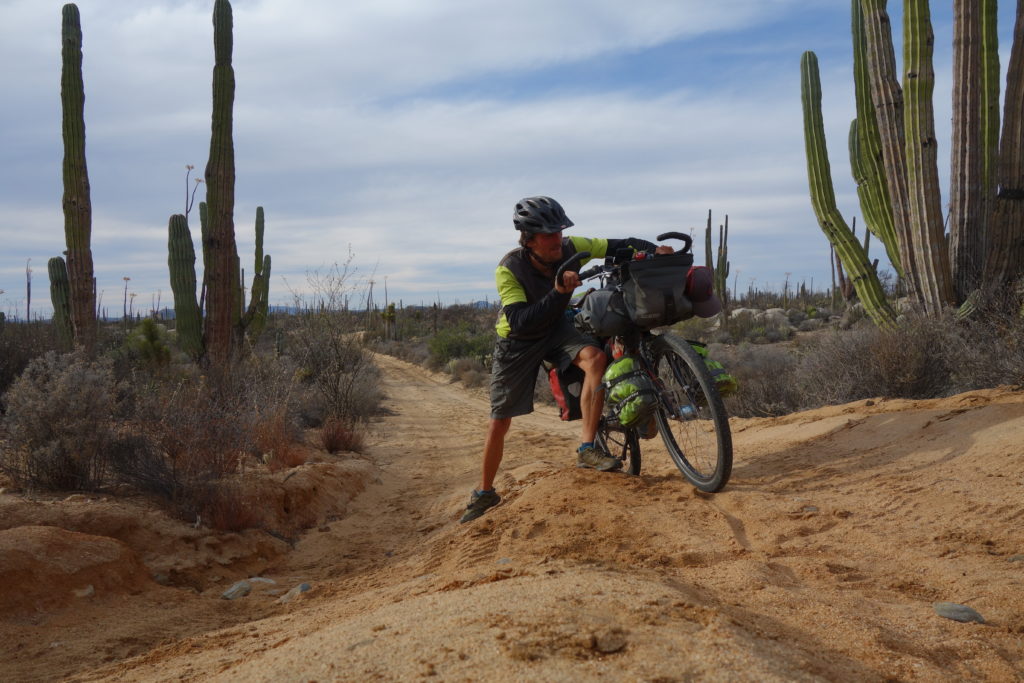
(595, 417, 641, 475)
(648, 334, 732, 491)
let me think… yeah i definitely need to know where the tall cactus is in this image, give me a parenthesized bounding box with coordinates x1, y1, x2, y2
(202, 0, 239, 367)
(167, 214, 204, 359)
(242, 206, 272, 342)
(703, 210, 730, 315)
(60, 3, 97, 352)
(901, 0, 955, 313)
(949, 0, 985, 300)
(48, 256, 74, 350)
(987, 4, 1024, 284)
(801, 51, 896, 327)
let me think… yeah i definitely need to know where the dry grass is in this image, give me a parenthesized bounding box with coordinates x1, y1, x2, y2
(321, 417, 366, 454)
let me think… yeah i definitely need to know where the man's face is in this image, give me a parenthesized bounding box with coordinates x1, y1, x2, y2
(526, 230, 563, 263)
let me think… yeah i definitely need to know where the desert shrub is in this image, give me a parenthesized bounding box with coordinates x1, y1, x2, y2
(446, 356, 489, 388)
(713, 343, 804, 417)
(320, 416, 366, 454)
(0, 350, 124, 490)
(795, 314, 958, 406)
(0, 321, 61, 402)
(427, 324, 493, 370)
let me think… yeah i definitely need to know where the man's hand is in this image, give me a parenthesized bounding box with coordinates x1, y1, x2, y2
(555, 270, 580, 294)
(655, 245, 674, 255)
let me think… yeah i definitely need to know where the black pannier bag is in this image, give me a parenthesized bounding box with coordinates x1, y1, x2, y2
(574, 288, 631, 338)
(622, 251, 695, 329)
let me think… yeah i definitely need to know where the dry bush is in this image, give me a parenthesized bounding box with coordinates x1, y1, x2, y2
(713, 343, 804, 418)
(0, 351, 123, 490)
(0, 321, 61, 400)
(256, 408, 305, 472)
(448, 357, 489, 388)
(320, 416, 366, 454)
(193, 481, 263, 533)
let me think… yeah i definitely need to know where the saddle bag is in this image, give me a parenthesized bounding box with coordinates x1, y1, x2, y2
(622, 251, 695, 329)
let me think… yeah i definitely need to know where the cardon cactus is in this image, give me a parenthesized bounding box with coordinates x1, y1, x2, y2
(48, 256, 74, 349)
(167, 214, 204, 359)
(202, 0, 240, 366)
(801, 50, 895, 327)
(242, 206, 271, 342)
(60, 3, 97, 352)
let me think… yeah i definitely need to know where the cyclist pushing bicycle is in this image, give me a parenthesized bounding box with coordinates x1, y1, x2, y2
(460, 196, 726, 523)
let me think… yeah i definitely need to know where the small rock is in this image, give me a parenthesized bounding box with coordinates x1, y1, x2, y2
(1008, 555, 1024, 563)
(594, 630, 627, 654)
(248, 577, 277, 587)
(802, 506, 819, 513)
(277, 582, 312, 604)
(152, 573, 171, 586)
(933, 602, 985, 624)
(73, 585, 95, 598)
(496, 558, 512, 565)
(222, 580, 252, 600)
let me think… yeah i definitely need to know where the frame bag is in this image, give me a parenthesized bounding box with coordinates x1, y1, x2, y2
(623, 251, 694, 329)
(574, 288, 631, 338)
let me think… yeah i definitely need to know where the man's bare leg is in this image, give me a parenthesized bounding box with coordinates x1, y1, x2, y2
(480, 417, 511, 491)
(573, 345, 607, 444)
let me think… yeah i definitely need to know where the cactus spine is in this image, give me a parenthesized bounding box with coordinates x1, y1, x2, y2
(202, 0, 239, 367)
(167, 214, 204, 359)
(801, 51, 895, 327)
(48, 257, 74, 349)
(60, 3, 97, 352)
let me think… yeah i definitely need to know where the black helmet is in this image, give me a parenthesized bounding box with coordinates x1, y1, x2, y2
(513, 196, 574, 234)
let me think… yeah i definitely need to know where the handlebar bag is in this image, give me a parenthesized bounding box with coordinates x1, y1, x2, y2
(574, 288, 631, 338)
(623, 251, 695, 329)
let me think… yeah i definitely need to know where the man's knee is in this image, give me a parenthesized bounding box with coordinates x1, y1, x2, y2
(574, 345, 607, 376)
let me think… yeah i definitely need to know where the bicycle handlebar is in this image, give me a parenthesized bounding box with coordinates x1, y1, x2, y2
(555, 251, 590, 288)
(656, 231, 693, 252)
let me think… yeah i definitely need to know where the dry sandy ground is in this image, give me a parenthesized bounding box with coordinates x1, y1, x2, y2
(1, 353, 1023, 682)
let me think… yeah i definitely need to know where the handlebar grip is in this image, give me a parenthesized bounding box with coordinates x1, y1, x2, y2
(555, 251, 590, 288)
(578, 265, 602, 281)
(656, 232, 693, 253)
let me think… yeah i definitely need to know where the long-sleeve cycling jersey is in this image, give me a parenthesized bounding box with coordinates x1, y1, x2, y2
(494, 235, 657, 339)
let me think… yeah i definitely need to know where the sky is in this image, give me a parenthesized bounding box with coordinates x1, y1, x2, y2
(1, 0, 1020, 317)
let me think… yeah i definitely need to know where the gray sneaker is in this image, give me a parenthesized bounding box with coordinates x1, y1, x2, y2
(460, 489, 501, 523)
(576, 446, 623, 472)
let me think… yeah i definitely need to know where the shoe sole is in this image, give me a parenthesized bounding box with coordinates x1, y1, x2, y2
(576, 461, 623, 472)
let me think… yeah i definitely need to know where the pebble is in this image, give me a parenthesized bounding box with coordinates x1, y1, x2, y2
(277, 582, 312, 604)
(496, 558, 512, 565)
(1008, 554, 1024, 563)
(249, 577, 277, 586)
(933, 602, 985, 624)
(73, 585, 95, 598)
(221, 580, 252, 600)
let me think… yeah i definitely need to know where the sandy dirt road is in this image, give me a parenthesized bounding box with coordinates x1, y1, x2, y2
(2, 353, 1023, 681)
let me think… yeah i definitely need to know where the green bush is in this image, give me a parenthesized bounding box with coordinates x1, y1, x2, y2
(427, 324, 494, 370)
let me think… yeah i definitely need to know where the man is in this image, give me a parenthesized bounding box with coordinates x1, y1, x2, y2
(460, 196, 671, 523)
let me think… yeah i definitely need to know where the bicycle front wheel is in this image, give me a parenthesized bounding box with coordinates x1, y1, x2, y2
(648, 334, 732, 492)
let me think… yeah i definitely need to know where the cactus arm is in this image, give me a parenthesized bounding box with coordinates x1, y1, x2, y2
(987, 3, 1024, 283)
(48, 256, 74, 349)
(704, 209, 713, 271)
(167, 214, 204, 359)
(851, 0, 903, 276)
(902, 0, 955, 312)
(801, 50, 895, 327)
(859, 0, 921, 301)
(950, 0, 985, 300)
(60, 3, 97, 352)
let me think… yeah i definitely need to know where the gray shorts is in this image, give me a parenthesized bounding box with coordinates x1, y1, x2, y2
(489, 319, 599, 419)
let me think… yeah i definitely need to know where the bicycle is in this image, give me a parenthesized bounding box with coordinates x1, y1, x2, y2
(555, 232, 733, 493)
